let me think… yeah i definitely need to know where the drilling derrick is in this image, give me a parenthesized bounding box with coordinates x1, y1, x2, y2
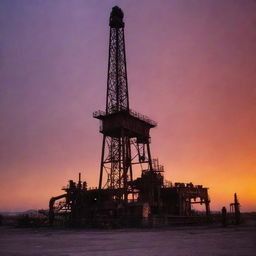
(49, 6, 212, 228)
(93, 6, 157, 200)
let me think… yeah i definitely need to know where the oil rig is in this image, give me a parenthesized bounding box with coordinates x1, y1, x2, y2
(49, 6, 210, 227)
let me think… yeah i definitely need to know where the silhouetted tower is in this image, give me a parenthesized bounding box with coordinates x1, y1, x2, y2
(93, 6, 157, 201)
(230, 193, 241, 224)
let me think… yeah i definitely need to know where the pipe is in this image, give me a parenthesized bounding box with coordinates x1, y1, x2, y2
(49, 194, 67, 226)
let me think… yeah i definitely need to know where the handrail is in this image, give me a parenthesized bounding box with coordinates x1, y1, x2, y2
(93, 110, 106, 118)
(93, 108, 157, 126)
(129, 109, 157, 126)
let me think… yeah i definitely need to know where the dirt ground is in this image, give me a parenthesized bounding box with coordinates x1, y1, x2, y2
(0, 224, 256, 256)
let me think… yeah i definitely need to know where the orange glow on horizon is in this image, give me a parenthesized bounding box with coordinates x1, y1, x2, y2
(0, 1, 255, 212)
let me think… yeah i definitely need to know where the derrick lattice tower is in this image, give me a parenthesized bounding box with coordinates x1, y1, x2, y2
(93, 6, 157, 201)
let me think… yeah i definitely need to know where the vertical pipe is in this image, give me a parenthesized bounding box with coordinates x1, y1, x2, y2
(111, 139, 114, 189)
(205, 196, 210, 216)
(128, 138, 133, 182)
(146, 139, 153, 170)
(78, 172, 81, 189)
(99, 135, 106, 189)
(121, 131, 127, 202)
(234, 193, 240, 224)
(118, 137, 122, 192)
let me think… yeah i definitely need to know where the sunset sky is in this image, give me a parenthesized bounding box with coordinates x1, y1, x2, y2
(1, 0, 255, 212)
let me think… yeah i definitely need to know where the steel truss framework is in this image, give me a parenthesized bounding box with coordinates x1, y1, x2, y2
(100, 137, 153, 191)
(106, 26, 129, 114)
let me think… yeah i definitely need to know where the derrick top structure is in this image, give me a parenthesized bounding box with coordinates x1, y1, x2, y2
(109, 6, 124, 29)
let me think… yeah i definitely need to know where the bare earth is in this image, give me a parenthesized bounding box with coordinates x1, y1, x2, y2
(0, 225, 256, 256)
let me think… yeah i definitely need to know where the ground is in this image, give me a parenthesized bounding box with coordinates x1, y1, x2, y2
(0, 225, 256, 256)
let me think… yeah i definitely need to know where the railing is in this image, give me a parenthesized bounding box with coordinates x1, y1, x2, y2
(129, 108, 157, 126)
(93, 108, 157, 126)
(93, 110, 106, 118)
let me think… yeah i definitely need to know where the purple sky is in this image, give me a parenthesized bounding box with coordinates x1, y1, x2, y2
(1, 0, 256, 212)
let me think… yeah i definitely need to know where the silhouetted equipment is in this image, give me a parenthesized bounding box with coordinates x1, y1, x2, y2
(221, 206, 227, 227)
(49, 6, 211, 227)
(230, 193, 241, 224)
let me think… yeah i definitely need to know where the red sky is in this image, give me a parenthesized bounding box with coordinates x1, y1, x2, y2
(0, 0, 255, 212)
